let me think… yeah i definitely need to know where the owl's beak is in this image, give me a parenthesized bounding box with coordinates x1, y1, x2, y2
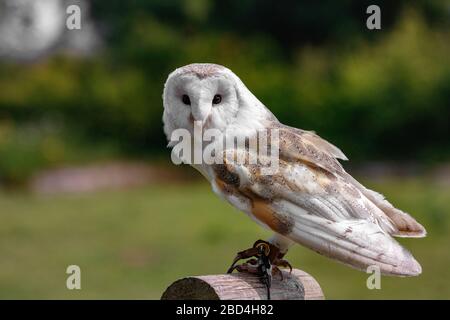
(191, 101, 211, 125)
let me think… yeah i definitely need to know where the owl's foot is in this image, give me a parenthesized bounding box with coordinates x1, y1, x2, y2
(272, 258, 292, 281)
(226, 240, 292, 300)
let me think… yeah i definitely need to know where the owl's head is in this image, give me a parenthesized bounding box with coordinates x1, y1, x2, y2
(162, 63, 275, 141)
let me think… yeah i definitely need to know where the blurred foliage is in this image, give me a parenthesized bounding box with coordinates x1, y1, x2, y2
(0, 0, 449, 182)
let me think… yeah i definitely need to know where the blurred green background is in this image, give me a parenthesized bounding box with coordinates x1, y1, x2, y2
(0, 0, 449, 299)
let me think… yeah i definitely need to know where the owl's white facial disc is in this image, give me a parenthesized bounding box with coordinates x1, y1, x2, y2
(163, 63, 277, 145)
(163, 65, 240, 139)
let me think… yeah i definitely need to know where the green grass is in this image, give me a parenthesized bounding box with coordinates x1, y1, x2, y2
(0, 177, 449, 299)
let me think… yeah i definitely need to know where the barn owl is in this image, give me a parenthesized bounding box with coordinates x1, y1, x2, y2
(162, 63, 426, 289)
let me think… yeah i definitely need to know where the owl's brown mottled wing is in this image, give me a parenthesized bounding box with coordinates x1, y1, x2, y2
(269, 122, 426, 238)
(269, 122, 347, 175)
(211, 142, 424, 276)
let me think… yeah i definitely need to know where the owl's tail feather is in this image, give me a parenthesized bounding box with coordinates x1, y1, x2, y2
(346, 174, 427, 238)
(285, 211, 422, 276)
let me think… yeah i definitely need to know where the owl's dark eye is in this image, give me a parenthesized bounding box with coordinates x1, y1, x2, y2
(182, 94, 191, 105)
(212, 94, 222, 105)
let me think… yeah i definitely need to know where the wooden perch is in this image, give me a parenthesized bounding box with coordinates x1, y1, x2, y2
(161, 269, 324, 300)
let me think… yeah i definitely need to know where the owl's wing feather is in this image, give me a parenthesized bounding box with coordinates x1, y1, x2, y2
(270, 123, 426, 238)
(212, 148, 422, 276)
(344, 174, 426, 238)
(270, 122, 347, 175)
(274, 200, 421, 276)
(275, 123, 348, 160)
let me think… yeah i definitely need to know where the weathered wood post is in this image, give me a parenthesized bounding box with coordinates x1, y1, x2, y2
(161, 269, 324, 300)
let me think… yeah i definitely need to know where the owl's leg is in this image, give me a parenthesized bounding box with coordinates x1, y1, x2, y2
(227, 240, 276, 274)
(227, 236, 294, 273)
(227, 240, 274, 299)
(267, 233, 294, 279)
(227, 238, 293, 300)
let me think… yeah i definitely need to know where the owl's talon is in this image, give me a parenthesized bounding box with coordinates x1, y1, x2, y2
(273, 266, 284, 281)
(227, 247, 259, 274)
(227, 240, 293, 275)
(274, 258, 293, 273)
(226, 240, 293, 300)
(233, 262, 261, 274)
